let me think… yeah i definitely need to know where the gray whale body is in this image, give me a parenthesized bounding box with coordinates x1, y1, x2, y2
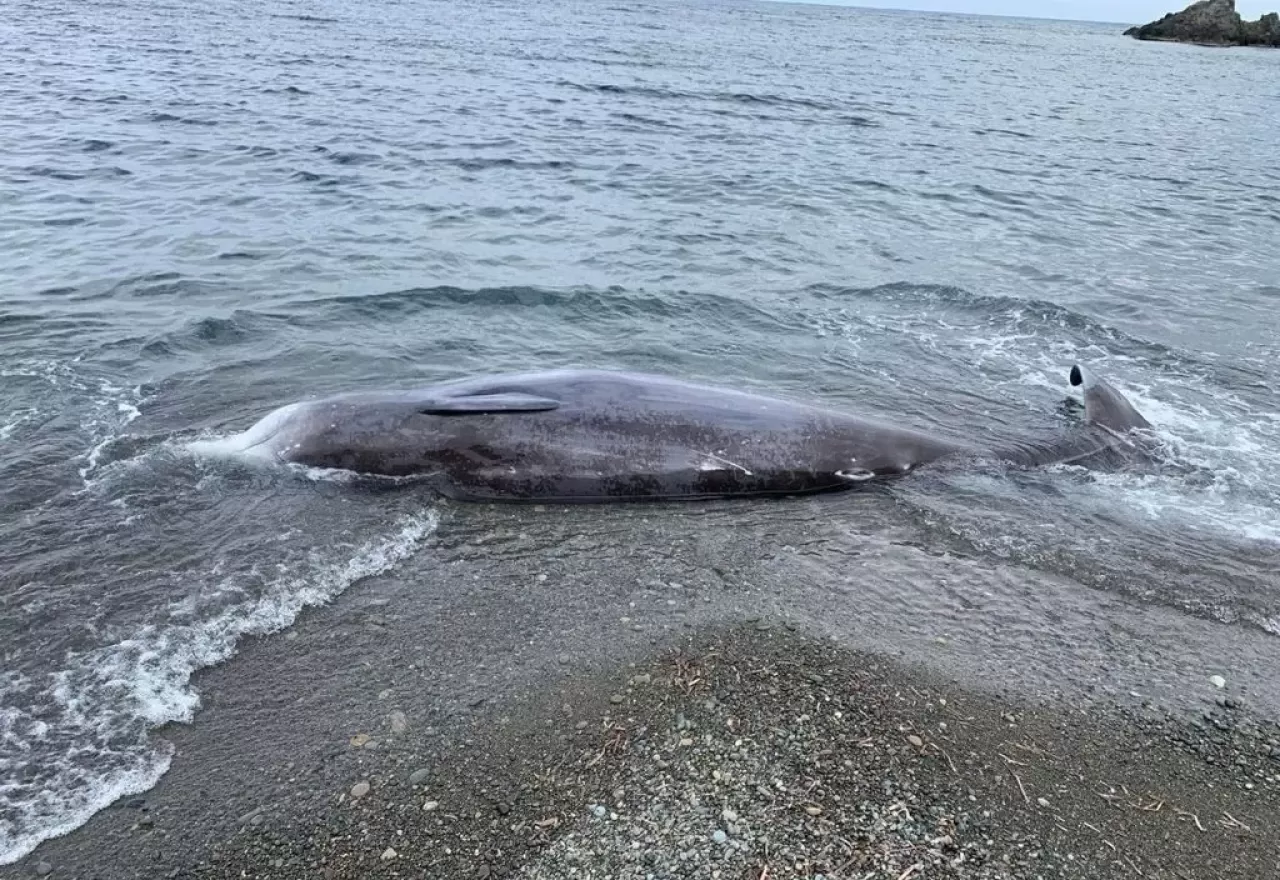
(199, 364, 1155, 503)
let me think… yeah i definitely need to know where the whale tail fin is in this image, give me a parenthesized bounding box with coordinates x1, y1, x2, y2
(1069, 364, 1152, 435)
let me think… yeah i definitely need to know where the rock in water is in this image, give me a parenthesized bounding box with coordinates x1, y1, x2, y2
(1124, 0, 1280, 47)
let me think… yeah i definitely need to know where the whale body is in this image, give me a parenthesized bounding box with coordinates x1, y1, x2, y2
(192, 364, 1155, 503)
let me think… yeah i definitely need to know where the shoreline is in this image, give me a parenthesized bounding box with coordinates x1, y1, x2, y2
(9, 499, 1280, 879)
(13, 620, 1279, 879)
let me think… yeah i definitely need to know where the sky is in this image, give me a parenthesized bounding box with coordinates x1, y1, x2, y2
(793, 1, 1275, 25)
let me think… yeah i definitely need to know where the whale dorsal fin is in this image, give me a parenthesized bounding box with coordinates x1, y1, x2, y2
(989, 364, 1155, 468)
(418, 392, 561, 416)
(1069, 364, 1151, 433)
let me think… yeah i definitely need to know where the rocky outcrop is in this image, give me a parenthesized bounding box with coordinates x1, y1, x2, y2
(1125, 0, 1280, 46)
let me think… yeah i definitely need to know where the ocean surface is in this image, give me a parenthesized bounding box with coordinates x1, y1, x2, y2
(2, 0, 1279, 864)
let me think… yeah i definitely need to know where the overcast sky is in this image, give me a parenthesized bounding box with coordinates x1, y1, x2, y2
(795, 1, 1274, 25)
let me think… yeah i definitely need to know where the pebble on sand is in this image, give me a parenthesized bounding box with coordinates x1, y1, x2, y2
(1210, 675, 1227, 689)
(381, 847, 398, 861)
(389, 711, 408, 735)
(409, 768, 431, 786)
(350, 781, 371, 799)
(35, 863, 52, 877)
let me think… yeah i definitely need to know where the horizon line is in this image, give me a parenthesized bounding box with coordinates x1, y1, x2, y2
(755, 0, 1142, 26)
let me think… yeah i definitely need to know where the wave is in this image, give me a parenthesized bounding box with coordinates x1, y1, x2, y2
(67, 94, 129, 105)
(270, 13, 338, 23)
(138, 309, 299, 359)
(285, 284, 787, 334)
(313, 147, 381, 166)
(0, 358, 150, 505)
(972, 126, 1034, 139)
(556, 80, 843, 113)
(612, 111, 682, 129)
(140, 112, 219, 127)
(0, 408, 38, 442)
(904, 462, 1280, 636)
(18, 165, 131, 181)
(443, 156, 577, 172)
(0, 513, 436, 865)
(105, 272, 200, 299)
(289, 168, 356, 187)
(803, 282, 1270, 392)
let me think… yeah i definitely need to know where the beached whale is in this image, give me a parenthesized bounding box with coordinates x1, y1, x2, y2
(191, 363, 1155, 502)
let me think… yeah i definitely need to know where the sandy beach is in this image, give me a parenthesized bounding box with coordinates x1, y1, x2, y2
(11, 500, 1280, 880)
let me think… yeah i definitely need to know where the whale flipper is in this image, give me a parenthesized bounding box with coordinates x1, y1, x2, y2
(418, 393, 561, 416)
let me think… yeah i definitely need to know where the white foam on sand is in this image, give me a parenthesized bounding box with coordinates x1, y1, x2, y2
(0, 512, 437, 866)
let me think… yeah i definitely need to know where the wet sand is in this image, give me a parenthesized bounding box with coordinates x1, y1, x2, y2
(10, 499, 1280, 879)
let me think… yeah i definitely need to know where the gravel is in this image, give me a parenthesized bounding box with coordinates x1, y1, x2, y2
(18, 623, 1280, 880)
(509, 630, 1279, 880)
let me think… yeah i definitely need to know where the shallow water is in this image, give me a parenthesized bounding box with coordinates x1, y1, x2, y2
(2, 0, 1279, 864)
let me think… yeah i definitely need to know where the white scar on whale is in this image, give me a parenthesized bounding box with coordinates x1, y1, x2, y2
(699, 451, 754, 475)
